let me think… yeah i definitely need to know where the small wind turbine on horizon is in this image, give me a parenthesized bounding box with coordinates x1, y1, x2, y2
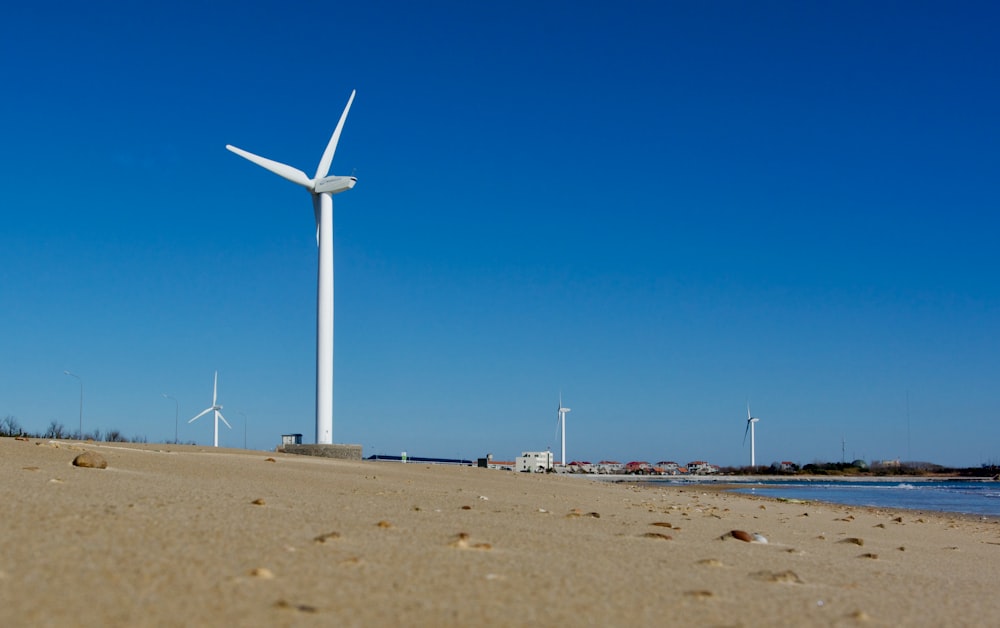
(189, 371, 231, 447)
(743, 403, 760, 468)
(557, 394, 571, 465)
(226, 90, 357, 445)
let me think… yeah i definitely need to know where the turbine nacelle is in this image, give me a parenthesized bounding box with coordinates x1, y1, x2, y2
(314, 175, 357, 195)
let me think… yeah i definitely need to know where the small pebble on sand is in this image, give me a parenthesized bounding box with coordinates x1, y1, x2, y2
(313, 532, 341, 543)
(274, 600, 317, 613)
(642, 532, 673, 540)
(753, 570, 803, 584)
(685, 590, 714, 598)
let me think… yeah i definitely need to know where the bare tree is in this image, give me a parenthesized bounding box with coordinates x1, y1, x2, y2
(1, 415, 23, 437)
(44, 421, 66, 439)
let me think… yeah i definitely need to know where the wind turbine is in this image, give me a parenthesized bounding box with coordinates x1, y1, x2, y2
(743, 403, 760, 468)
(557, 394, 571, 466)
(189, 371, 231, 447)
(226, 90, 357, 445)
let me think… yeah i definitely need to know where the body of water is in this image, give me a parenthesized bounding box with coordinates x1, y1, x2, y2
(728, 479, 1000, 517)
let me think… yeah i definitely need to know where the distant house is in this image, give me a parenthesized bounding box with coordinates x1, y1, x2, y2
(687, 461, 718, 475)
(567, 461, 593, 473)
(516, 451, 553, 473)
(656, 461, 681, 475)
(478, 454, 516, 471)
(595, 460, 624, 474)
(779, 461, 798, 472)
(625, 461, 652, 475)
(869, 459, 902, 472)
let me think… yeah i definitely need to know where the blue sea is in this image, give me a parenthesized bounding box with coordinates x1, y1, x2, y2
(727, 479, 1000, 517)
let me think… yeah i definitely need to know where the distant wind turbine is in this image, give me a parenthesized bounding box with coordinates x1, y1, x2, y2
(558, 394, 571, 465)
(226, 90, 357, 445)
(743, 403, 760, 468)
(189, 371, 231, 447)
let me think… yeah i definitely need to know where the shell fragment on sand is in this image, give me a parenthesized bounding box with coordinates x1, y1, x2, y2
(725, 530, 767, 543)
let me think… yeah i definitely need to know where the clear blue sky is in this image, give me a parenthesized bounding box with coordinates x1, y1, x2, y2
(2, 1, 997, 467)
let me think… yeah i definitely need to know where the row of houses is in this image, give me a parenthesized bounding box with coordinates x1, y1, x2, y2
(561, 459, 721, 475)
(479, 453, 721, 475)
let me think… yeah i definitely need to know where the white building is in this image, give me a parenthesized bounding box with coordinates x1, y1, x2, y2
(687, 461, 719, 475)
(656, 461, 681, 475)
(516, 451, 553, 473)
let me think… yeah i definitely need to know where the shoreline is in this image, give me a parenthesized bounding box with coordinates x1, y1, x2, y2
(578, 472, 993, 483)
(579, 473, 1000, 520)
(5, 438, 1000, 625)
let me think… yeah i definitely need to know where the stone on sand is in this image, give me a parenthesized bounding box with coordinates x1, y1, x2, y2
(72, 451, 107, 469)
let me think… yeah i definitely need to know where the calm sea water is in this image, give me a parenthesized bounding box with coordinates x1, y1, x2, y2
(728, 479, 1000, 517)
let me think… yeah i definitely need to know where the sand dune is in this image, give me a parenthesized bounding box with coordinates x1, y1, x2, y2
(3, 438, 999, 626)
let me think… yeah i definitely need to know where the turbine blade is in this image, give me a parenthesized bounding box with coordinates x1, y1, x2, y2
(189, 408, 212, 423)
(743, 420, 750, 445)
(227, 145, 313, 189)
(314, 89, 356, 179)
(213, 371, 218, 405)
(217, 411, 232, 430)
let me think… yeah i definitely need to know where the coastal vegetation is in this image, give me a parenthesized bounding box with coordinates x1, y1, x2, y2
(719, 459, 999, 479)
(0, 414, 160, 444)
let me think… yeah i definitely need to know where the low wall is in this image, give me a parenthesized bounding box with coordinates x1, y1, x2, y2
(275, 444, 363, 460)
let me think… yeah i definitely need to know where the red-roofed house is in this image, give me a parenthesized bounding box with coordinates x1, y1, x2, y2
(625, 461, 652, 475)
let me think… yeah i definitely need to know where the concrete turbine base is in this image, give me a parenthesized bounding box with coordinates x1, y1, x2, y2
(276, 444, 363, 460)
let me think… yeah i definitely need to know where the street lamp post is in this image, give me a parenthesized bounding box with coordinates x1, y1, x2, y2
(162, 393, 178, 443)
(64, 370, 83, 439)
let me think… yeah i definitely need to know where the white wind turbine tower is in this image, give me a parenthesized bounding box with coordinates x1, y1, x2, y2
(557, 394, 571, 466)
(189, 371, 231, 447)
(226, 90, 357, 445)
(743, 403, 760, 468)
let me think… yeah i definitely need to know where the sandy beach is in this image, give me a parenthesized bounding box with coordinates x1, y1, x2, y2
(3, 438, 999, 627)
